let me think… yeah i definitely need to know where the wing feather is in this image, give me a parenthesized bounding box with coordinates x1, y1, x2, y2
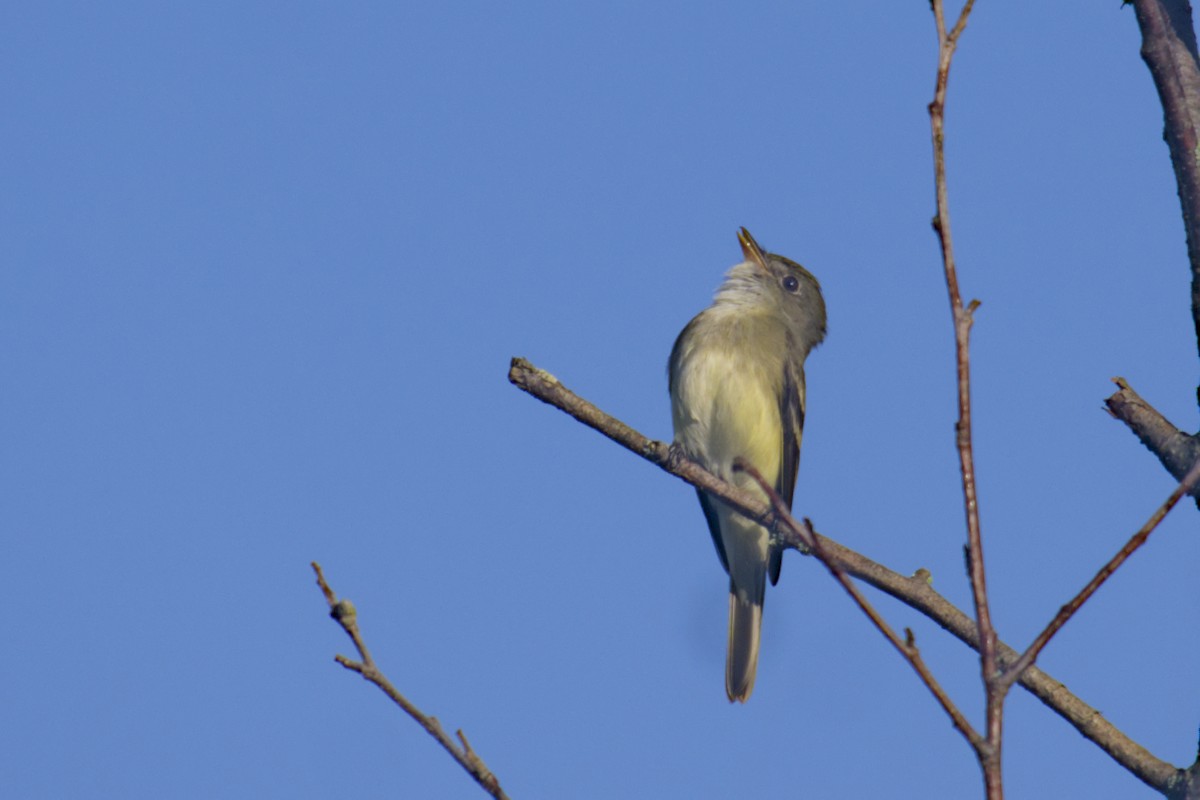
(770, 361, 806, 585)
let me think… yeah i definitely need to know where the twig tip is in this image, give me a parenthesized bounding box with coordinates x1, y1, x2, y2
(312, 562, 337, 605)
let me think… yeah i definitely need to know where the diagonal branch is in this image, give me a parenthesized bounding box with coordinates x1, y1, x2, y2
(1106, 378, 1200, 508)
(312, 563, 511, 800)
(736, 459, 983, 754)
(1000, 455, 1200, 690)
(508, 356, 1179, 794)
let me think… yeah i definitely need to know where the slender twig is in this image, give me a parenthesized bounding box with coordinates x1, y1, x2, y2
(930, 0, 988, 665)
(928, 0, 1000, 796)
(508, 356, 1179, 793)
(1000, 455, 1200, 690)
(735, 459, 983, 752)
(312, 563, 510, 800)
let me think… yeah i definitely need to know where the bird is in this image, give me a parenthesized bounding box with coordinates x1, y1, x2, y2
(668, 227, 826, 702)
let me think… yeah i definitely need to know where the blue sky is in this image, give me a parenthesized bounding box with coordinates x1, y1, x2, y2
(4, 2, 1197, 798)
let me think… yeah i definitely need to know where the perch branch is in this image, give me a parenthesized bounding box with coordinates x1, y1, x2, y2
(508, 356, 1178, 793)
(736, 459, 983, 753)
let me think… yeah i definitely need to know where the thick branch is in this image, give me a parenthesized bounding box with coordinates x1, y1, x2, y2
(1107, 378, 1197, 471)
(1106, 378, 1200, 504)
(1130, 0, 1200, 367)
(508, 357, 1179, 793)
(312, 563, 510, 800)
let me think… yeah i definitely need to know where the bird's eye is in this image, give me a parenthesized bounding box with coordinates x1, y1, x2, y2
(782, 275, 800, 293)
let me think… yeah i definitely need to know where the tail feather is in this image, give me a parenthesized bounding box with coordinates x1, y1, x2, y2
(726, 584, 764, 703)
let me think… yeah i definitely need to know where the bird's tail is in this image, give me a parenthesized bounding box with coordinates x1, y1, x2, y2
(726, 572, 766, 703)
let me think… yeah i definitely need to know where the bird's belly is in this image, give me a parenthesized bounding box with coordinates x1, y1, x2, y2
(672, 350, 782, 491)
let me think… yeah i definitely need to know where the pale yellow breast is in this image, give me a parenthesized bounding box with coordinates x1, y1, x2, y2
(671, 308, 785, 493)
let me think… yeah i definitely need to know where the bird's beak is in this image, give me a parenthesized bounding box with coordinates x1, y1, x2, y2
(738, 227, 769, 273)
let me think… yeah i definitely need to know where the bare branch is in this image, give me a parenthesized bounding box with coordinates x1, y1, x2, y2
(508, 357, 1179, 793)
(735, 459, 983, 753)
(1106, 378, 1200, 507)
(507, 358, 773, 530)
(1001, 455, 1200, 689)
(928, 0, 1002, 794)
(312, 563, 511, 800)
(1130, 0, 1200, 364)
(929, 0, 991, 674)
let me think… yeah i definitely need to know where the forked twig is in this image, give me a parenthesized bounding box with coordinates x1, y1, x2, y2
(312, 562, 510, 800)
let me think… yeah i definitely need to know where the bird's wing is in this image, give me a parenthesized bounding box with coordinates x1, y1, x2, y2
(770, 362, 806, 585)
(697, 489, 730, 574)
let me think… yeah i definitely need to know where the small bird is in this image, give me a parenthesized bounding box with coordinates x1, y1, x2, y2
(668, 228, 826, 702)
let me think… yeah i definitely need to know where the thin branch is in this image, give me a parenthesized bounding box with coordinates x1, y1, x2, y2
(1000, 455, 1200, 690)
(312, 563, 510, 800)
(508, 356, 1179, 794)
(735, 459, 983, 753)
(930, 0, 990, 673)
(928, 0, 1000, 795)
